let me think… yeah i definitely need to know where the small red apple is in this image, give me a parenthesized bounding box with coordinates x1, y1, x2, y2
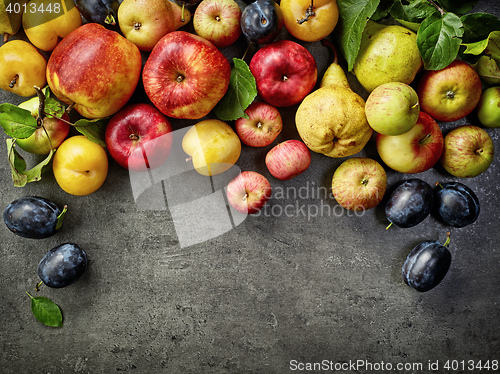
(249, 40, 317, 107)
(265, 139, 311, 180)
(417, 60, 482, 122)
(376, 111, 444, 174)
(226, 171, 272, 214)
(142, 31, 231, 120)
(105, 103, 173, 171)
(235, 101, 282, 147)
(193, 0, 242, 49)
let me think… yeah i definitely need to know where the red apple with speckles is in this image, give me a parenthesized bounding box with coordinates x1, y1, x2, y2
(105, 103, 173, 171)
(142, 31, 231, 119)
(265, 139, 311, 180)
(226, 171, 272, 214)
(376, 111, 443, 174)
(249, 40, 317, 107)
(46, 23, 142, 119)
(235, 101, 282, 147)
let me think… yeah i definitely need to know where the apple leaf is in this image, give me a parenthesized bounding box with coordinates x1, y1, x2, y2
(26, 292, 63, 327)
(461, 13, 500, 44)
(462, 31, 500, 56)
(334, 0, 380, 72)
(435, 0, 479, 16)
(6, 138, 55, 187)
(213, 58, 257, 122)
(390, 0, 438, 24)
(0, 103, 37, 139)
(416, 12, 464, 70)
(74, 117, 109, 147)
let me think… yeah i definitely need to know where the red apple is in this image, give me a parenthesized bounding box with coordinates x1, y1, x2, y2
(105, 103, 173, 171)
(265, 139, 311, 180)
(331, 157, 387, 211)
(15, 96, 70, 155)
(440, 125, 494, 178)
(417, 60, 482, 122)
(249, 40, 317, 107)
(226, 171, 272, 214)
(46, 23, 142, 119)
(193, 0, 242, 49)
(235, 101, 282, 147)
(143, 31, 231, 119)
(376, 111, 444, 174)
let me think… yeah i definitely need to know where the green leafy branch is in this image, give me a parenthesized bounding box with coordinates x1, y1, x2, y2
(335, 0, 500, 72)
(0, 86, 109, 187)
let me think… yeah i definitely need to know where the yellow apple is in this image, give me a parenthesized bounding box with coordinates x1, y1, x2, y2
(23, 0, 82, 51)
(182, 119, 241, 176)
(52, 135, 109, 196)
(0, 40, 47, 97)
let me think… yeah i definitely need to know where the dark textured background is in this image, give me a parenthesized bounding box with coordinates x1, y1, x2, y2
(1, 1, 499, 373)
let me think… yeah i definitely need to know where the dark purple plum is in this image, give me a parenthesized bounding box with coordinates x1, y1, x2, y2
(73, 0, 123, 25)
(385, 179, 433, 228)
(241, 0, 284, 45)
(38, 243, 88, 288)
(434, 182, 480, 228)
(402, 237, 452, 292)
(3, 196, 65, 239)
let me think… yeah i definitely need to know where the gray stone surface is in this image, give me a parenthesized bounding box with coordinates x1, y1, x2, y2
(1, 1, 500, 373)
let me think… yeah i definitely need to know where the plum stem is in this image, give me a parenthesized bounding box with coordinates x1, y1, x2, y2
(385, 222, 393, 230)
(443, 232, 451, 247)
(35, 281, 43, 292)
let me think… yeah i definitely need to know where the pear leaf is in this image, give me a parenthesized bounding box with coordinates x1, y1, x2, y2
(417, 12, 464, 70)
(0, 103, 37, 139)
(74, 117, 109, 147)
(214, 58, 257, 122)
(6, 138, 54, 187)
(26, 292, 63, 327)
(334, 0, 380, 72)
(390, 0, 438, 24)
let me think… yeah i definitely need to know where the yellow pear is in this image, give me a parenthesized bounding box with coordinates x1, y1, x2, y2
(296, 49, 372, 158)
(182, 119, 241, 176)
(353, 20, 423, 93)
(118, 0, 191, 51)
(0, 0, 28, 42)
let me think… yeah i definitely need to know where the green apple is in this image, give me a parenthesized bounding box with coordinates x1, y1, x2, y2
(15, 97, 70, 155)
(440, 125, 494, 178)
(365, 82, 420, 135)
(476, 86, 500, 128)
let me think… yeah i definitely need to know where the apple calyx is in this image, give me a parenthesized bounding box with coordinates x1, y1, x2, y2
(475, 147, 484, 155)
(445, 90, 456, 100)
(297, 0, 316, 24)
(419, 133, 432, 145)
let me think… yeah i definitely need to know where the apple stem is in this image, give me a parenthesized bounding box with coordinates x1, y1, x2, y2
(475, 148, 484, 155)
(243, 193, 248, 202)
(66, 102, 75, 114)
(297, 0, 315, 24)
(9, 75, 18, 88)
(241, 42, 253, 61)
(419, 133, 431, 144)
(257, 122, 263, 129)
(3, 33, 8, 43)
(426, 0, 446, 15)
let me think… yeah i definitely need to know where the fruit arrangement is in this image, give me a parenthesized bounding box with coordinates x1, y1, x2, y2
(0, 0, 500, 327)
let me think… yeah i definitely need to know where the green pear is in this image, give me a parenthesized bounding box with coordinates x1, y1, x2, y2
(353, 20, 423, 93)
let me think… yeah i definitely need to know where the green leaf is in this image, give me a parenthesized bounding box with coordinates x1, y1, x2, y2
(6, 139, 54, 187)
(213, 58, 257, 121)
(74, 117, 109, 147)
(55, 205, 68, 231)
(461, 13, 500, 43)
(334, 0, 380, 72)
(26, 292, 63, 327)
(435, 0, 479, 16)
(0, 103, 37, 139)
(462, 31, 500, 56)
(390, 0, 438, 24)
(473, 55, 500, 85)
(371, 0, 393, 21)
(417, 12, 464, 70)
